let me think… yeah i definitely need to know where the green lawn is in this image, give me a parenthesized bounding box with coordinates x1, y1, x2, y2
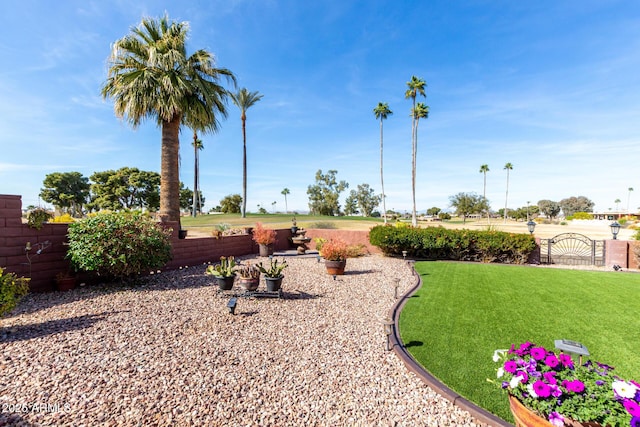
(399, 262, 640, 422)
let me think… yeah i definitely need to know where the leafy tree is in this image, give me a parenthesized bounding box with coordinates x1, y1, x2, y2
(90, 168, 160, 211)
(230, 88, 263, 218)
(191, 132, 204, 217)
(354, 183, 381, 217)
(344, 190, 359, 215)
(373, 102, 392, 224)
(503, 162, 513, 223)
(427, 207, 441, 216)
(537, 200, 561, 220)
(40, 172, 90, 216)
(449, 192, 488, 223)
(220, 194, 242, 214)
(281, 188, 290, 213)
(101, 14, 236, 223)
(438, 212, 452, 220)
(180, 183, 205, 213)
(405, 75, 427, 226)
(307, 169, 348, 216)
(558, 196, 594, 217)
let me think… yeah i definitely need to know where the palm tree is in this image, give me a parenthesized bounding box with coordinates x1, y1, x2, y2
(373, 102, 393, 224)
(615, 198, 621, 212)
(405, 76, 427, 226)
(191, 132, 204, 217)
(101, 14, 236, 223)
(281, 188, 290, 213)
(230, 88, 263, 218)
(627, 187, 634, 212)
(479, 164, 490, 221)
(503, 162, 513, 223)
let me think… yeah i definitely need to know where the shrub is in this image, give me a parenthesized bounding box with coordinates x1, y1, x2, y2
(369, 225, 536, 264)
(51, 213, 75, 223)
(26, 208, 53, 230)
(313, 237, 327, 251)
(571, 212, 594, 220)
(346, 243, 367, 258)
(320, 238, 349, 261)
(310, 221, 337, 229)
(252, 222, 276, 245)
(0, 267, 29, 317)
(67, 212, 172, 279)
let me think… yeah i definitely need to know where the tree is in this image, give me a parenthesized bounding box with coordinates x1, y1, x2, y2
(90, 168, 160, 211)
(373, 102, 392, 224)
(479, 164, 490, 222)
(281, 188, 290, 213)
(427, 207, 441, 216)
(191, 132, 204, 217)
(40, 172, 90, 216)
(220, 194, 242, 214)
(405, 75, 427, 227)
(307, 169, 348, 216)
(230, 88, 263, 218)
(558, 196, 594, 217)
(353, 183, 381, 217)
(538, 200, 561, 220)
(101, 14, 236, 224)
(344, 190, 359, 216)
(615, 198, 621, 212)
(628, 187, 634, 212)
(449, 192, 487, 223)
(180, 183, 205, 212)
(503, 162, 513, 224)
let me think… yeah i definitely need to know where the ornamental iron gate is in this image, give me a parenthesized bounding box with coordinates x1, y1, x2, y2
(540, 233, 605, 266)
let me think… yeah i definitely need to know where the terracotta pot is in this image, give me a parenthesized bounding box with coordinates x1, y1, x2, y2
(324, 259, 346, 275)
(258, 244, 273, 257)
(508, 395, 602, 427)
(264, 276, 283, 292)
(56, 277, 76, 291)
(238, 277, 259, 291)
(215, 275, 235, 291)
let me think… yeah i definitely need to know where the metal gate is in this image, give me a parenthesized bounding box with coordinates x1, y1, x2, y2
(540, 233, 605, 266)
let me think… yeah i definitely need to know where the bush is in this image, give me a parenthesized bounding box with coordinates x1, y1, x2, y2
(51, 213, 75, 223)
(571, 212, 594, 220)
(252, 222, 276, 245)
(0, 267, 29, 317)
(320, 238, 348, 261)
(67, 212, 172, 279)
(369, 225, 536, 264)
(310, 221, 337, 229)
(26, 208, 53, 230)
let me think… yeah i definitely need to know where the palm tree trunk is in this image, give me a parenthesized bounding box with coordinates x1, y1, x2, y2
(192, 141, 198, 217)
(380, 118, 387, 224)
(159, 116, 181, 224)
(241, 115, 247, 218)
(504, 170, 510, 224)
(411, 97, 417, 227)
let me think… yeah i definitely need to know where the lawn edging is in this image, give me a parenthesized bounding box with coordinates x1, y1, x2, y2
(387, 260, 512, 427)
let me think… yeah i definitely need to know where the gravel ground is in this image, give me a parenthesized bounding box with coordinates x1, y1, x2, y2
(1, 255, 486, 427)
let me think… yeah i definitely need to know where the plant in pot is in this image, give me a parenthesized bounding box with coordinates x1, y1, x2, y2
(492, 341, 640, 427)
(205, 256, 237, 290)
(236, 262, 261, 291)
(256, 258, 288, 291)
(320, 238, 349, 275)
(55, 271, 76, 291)
(252, 222, 277, 257)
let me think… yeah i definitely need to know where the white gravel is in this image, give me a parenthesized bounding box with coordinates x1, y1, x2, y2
(1, 255, 486, 426)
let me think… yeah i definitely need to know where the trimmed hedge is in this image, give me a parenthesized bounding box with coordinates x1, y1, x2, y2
(369, 225, 536, 264)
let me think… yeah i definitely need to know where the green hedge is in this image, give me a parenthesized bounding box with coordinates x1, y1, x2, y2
(369, 225, 536, 264)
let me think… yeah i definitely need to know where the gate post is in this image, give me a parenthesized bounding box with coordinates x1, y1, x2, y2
(605, 239, 628, 269)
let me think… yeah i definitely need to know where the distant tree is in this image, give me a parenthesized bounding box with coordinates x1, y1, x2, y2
(281, 188, 290, 213)
(559, 196, 594, 217)
(101, 14, 236, 223)
(344, 190, 359, 216)
(352, 183, 381, 217)
(220, 194, 242, 214)
(180, 183, 205, 213)
(90, 168, 160, 211)
(449, 192, 488, 223)
(271, 201, 277, 213)
(438, 212, 452, 220)
(405, 75, 427, 227)
(479, 164, 489, 200)
(230, 88, 263, 218)
(628, 187, 634, 212)
(503, 162, 513, 224)
(191, 132, 204, 217)
(373, 101, 392, 224)
(427, 207, 441, 216)
(538, 200, 561, 220)
(307, 169, 348, 216)
(40, 172, 90, 216)
(614, 198, 621, 212)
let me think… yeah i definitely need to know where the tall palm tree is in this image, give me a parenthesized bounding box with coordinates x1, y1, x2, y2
(101, 14, 236, 223)
(503, 162, 513, 223)
(281, 188, 290, 213)
(405, 76, 427, 226)
(191, 132, 204, 217)
(230, 88, 263, 218)
(373, 102, 393, 224)
(615, 198, 621, 212)
(479, 164, 490, 223)
(627, 187, 634, 212)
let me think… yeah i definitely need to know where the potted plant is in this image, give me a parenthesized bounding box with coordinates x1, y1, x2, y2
(291, 216, 298, 235)
(320, 238, 349, 275)
(26, 207, 53, 230)
(205, 256, 236, 290)
(492, 341, 640, 427)
(236, 262, 261, 291)
(55, 271, 76, 291)
(256, 258, 288, 291)
(252, 222, 277, 257)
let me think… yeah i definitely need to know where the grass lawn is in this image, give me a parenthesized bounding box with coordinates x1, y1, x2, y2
(399, 262, 640, 422)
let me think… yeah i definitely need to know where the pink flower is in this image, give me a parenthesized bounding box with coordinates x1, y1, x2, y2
(504, 360, 518, 374)
(530, 346, 546, 360)
(563, 379, 585, 393)
(624, 399, 640, 417)
(543, 371, 558, 385)
(549, 411, 564, 427)
(517, 370, 529, 384)
(545, 354, 560, 369)
(558, 353, 574, 368)
(533, 380, 552, 398)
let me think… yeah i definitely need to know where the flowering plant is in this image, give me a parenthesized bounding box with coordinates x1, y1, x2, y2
(252, 222, 276, 245)
(492, 342, 640, 427)
(319, 238, 348, 261)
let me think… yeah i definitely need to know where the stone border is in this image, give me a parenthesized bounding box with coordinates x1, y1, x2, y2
(387, 261, 512, 427)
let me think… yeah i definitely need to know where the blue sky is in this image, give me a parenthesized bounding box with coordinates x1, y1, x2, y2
(1, 1, 639, 214)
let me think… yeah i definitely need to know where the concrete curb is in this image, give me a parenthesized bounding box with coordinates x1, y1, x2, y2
(387, 261, 512, 427)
